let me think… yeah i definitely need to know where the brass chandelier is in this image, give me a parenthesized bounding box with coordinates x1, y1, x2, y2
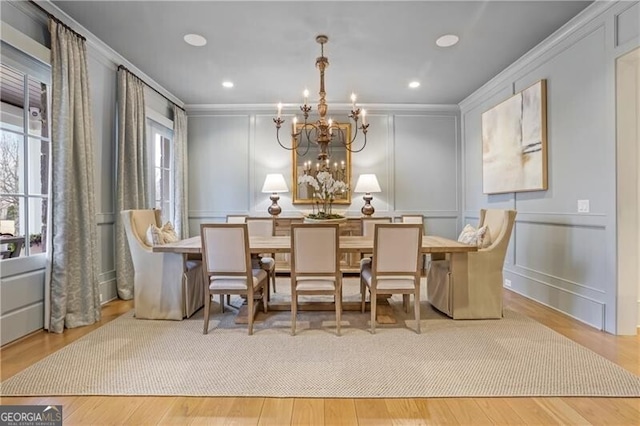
(273, 35, 369, 162)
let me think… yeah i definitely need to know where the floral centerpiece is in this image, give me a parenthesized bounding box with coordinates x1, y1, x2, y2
(298, 171, 348, 220)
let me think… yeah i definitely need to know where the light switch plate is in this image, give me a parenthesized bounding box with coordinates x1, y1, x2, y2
(577, 200, 590, 213)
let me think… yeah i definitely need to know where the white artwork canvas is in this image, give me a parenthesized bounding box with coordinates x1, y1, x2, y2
(482, 80, 548, 194)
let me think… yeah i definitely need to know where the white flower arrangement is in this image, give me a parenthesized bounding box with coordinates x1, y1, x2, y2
(298, 171, 349, 219)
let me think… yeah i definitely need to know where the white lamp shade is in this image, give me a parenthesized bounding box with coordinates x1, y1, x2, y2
(261, 173, 289, 193)
(353, 174, 381, 193)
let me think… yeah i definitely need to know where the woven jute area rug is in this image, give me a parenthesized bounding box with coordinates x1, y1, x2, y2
(2, 278, 639, 398)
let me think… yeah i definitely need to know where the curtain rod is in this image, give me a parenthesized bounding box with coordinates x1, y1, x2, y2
(28, 0, 86, 41)
(117, 65, 185, 112)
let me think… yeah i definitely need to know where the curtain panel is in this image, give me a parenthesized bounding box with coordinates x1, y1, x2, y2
(172, 106, 189, 239)
(115, 69, 148, 300)
(47, 19, 101, 333)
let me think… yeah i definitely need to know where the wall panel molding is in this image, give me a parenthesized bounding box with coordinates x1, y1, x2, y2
(505, 270, 606, 330)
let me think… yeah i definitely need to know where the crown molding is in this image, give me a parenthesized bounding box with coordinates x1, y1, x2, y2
(186, 103, 459, 114)
(458, 0, 616, 112)
(13, 0, 185, 108)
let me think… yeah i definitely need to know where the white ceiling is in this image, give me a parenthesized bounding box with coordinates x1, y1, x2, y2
(51, 0, 592, 106)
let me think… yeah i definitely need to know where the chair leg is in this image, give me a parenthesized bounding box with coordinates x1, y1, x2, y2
(262, 285, 268, 313)
(291, 292, 297, 336)
(271, 253, 277, 293)
(370, 288, 377, 334)
(248, 292, 254, 336)
(220, 294, 225, 313)
(360, 278, 366, 313)
(403, 294, 410, 313)
(203, 293, 211, 334)
(336, 286, 342, 337)
(226, 294, 231, 306)
(415, 286, 421, 334)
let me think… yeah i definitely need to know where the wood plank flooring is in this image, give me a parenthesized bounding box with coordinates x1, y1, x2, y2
(1, 290, 638, 425)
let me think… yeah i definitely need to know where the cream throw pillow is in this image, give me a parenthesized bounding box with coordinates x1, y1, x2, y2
(145, 221, 180, 246)
(458, 224, 492, 248)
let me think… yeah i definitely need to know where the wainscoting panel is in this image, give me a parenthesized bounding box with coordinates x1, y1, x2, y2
(616, 2, 639, 47)
(394, 115, 458, 215)
(0, 269, 45, 346)
(188, 115, 251, 216)
(514, 219, 607, 296)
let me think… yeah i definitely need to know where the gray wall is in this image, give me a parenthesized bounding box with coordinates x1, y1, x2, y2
(186, 106, 461, 238)
(0, 0, 175, 345)
(459, 1, 640, 334)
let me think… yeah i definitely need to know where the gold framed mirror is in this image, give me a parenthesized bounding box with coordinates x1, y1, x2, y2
(292, 123, 352, 204)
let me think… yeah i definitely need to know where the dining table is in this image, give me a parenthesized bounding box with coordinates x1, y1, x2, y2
(153, 234, 477, 323)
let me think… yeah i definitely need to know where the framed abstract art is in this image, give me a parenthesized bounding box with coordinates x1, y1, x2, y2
(481, 80, 548, 194)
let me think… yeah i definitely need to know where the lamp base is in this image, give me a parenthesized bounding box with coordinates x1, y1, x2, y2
(268, 194, 282, 216)
(361, 193, 375, 217)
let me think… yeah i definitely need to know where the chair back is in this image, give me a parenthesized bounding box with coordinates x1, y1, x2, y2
(291, 223, 339, 275)
(373, 224, 423, 275)
(361, 217, 393, 238)
(201, 224, 250, 276)
(478, 209, 517, 262)
(246, 217, 275, 237)
(226, 215, 248, 224)
(122, 209, 162, 249)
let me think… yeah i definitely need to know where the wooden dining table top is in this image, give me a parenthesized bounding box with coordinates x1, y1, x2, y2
(152, 235, 477, 255)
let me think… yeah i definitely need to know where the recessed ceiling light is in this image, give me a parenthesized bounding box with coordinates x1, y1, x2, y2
(184, 33, 207, 47)
(222, 81, 234, 88)
(409, 81, 421, 89)
(436, 34, 459, 48)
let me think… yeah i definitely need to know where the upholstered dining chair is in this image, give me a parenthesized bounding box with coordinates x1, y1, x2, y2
(226, 214, 248, 224)
(401, 214, 427, 273)
(360, 217, 393, 260)
(200, 223, 268, 335)
(360, 223, 423, 334)
(427, 209, 517, 319)
(290, 223, 342, 336)
(121, 209, 204, 320)
(246, 217, 277, 296)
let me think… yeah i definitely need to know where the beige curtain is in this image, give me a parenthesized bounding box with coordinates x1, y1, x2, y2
(172, 106, 189, 239)
(115, 69, 148, 299)
(47, 19, 101, 333)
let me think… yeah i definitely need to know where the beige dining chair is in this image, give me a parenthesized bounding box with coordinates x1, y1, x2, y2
(427, 209, 516, 319)
(246, 217, 277, 295)
(121, 209, 204, 320)
(226, 215, 248, 224)
(200, 223, 268, 335)
(401, 214, 427, 273)
(290, 223, 342, 336)
(360, 223, 423, 334)
(360, 217, 393, 260)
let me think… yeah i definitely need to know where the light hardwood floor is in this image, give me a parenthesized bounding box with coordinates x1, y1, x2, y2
(1, 290, 638, 425)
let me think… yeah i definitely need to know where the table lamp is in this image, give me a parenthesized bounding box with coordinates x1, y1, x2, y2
(353, 174, 381, 216)
(261, 174, 288, 216)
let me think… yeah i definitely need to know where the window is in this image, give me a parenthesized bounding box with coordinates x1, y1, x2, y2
(0, 49, 51, 260)
(147, 118, 173, 223)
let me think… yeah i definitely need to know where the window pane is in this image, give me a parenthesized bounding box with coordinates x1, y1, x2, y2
(155, 134, 162, 168)
(27, 76, 47, 137)
(162, 136, 171, 169)
(0, 64, 26, 130)
(27, 137, 48, 195)
(0, 130, 24, 194)
(28, 197, 47, 254)
(155, 168, 162, 202)
(162, 169, 170, 201)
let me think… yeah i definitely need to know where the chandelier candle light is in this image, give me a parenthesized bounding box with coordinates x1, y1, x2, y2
(274, 35, 369, 162)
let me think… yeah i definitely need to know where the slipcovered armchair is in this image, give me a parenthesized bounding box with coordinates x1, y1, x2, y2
(427, 209, 517, 319)
(121, 209, 205, 320)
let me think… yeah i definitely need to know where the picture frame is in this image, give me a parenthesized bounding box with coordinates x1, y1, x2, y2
(481, 79, 548, 194)
(292, 123, 352, 205)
